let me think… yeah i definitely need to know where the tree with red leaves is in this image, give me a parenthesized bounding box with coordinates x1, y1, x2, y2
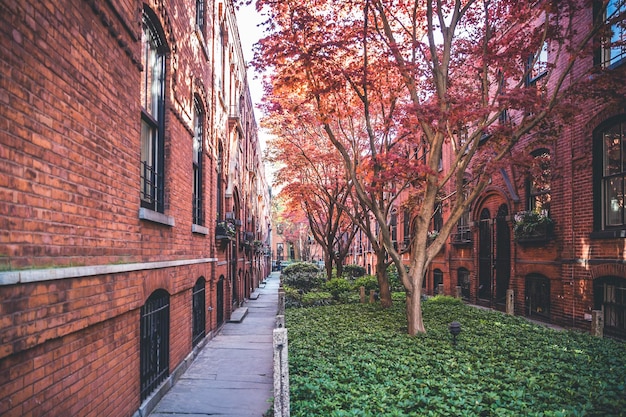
(265, 117, 359, 280)
(254, 0, 623, 334)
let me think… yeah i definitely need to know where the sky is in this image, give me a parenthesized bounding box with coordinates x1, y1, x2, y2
(235, 2, 276, 183)
(235, 2, 267, 123)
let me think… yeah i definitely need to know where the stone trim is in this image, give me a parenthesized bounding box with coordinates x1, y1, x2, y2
(0, 258, 218, 286)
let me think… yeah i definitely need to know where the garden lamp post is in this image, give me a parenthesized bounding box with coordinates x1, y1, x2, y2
(448, 321, 461, 346)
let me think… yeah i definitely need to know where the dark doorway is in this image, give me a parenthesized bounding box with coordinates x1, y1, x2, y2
(478, 208, 492, 300)
(525, 274, 551, 321)
(495, 204, 511, 307)
(594, 276, 626, 340)
(217, 276, 225, 326)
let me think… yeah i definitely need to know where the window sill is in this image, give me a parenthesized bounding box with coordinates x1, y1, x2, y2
(139, 208, 175, 226)
(590, 230, 626, 239)
(192, 224, 208, 235)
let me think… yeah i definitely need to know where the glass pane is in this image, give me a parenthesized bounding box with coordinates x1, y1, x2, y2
(605, 176, 624, 226)
(604, 128, 622, 176)
(150, 49, 162, 119)
(193, 108, 202, 165)
(606, 0, 626, 66)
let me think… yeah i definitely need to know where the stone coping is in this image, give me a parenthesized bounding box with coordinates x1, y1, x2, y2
(0, 258, 218, 286)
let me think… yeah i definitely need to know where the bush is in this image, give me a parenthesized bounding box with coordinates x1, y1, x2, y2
(342, 264, 366, 278)
(281, 262, 324, 292)
(284, 287, 335, 308)
(325, 278, 353, 300)
(352, 275, 378, 292)
(386, 263, 406, 291)
(301, 291, 334, 307)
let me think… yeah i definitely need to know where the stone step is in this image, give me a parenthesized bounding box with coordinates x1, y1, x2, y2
(228, 307, 248, 323)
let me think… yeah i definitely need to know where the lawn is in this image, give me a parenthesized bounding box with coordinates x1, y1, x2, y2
(286, 297, 626, 417)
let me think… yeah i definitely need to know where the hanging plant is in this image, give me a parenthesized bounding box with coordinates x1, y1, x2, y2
(513, 210, 553, 241)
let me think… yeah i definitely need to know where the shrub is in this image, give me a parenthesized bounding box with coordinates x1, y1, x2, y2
(353, 275, 378, 292)
(342, 264, 366, 278)
(301, 291, 334, 307)
(325, 278, 353, 300)
(281, 262, 324, 292)
(386, 263, 406, 291)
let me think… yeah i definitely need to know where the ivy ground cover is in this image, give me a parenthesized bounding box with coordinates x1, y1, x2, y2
(286, 297, 626, 417)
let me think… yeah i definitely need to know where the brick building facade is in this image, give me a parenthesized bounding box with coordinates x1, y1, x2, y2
(348, 1, 626, 340)
(0, 1, 270, 416)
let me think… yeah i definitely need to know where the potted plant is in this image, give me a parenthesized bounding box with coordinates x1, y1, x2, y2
(215, 221, 236, 240)
(513, 210, 554, 243)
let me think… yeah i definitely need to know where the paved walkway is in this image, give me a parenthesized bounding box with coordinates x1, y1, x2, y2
(148, 272, 280, 417)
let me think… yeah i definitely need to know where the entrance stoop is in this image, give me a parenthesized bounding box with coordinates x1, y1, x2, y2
(228, 307, 248, 323)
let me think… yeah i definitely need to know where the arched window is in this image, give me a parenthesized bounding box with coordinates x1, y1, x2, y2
(140, 8, 167, 213)
(140, 289, 170, 401)
(594, 116, 626, 232)
(192, 277, 206, 346)
(594, 276, 626, 339)
(457, 268, 470, 301)
(433, 269, 443, 295)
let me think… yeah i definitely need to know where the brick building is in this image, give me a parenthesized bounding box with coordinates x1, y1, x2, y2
(348, 1, 626, 340)
(0, 1, 270, 416)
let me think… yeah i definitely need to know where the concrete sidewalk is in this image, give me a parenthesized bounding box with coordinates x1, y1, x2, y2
(148, 272, 280, 417)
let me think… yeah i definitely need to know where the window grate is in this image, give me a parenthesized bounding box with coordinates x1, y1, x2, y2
(140, 290, 170, 401)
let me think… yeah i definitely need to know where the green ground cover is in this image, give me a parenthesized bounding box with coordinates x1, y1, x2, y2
(286, 297, 626, 417)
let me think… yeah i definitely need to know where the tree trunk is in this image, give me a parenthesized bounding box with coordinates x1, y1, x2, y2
(405, 265, 426, 335)
(336, 258, 344, 278)
(325, 253, 333, 281)
(375, 254, 392, 307)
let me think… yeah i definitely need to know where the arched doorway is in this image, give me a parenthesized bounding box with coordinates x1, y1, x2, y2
(594, 276, 626, 339)
(525, 274, 550, 321)
(216, 276, 225, 326)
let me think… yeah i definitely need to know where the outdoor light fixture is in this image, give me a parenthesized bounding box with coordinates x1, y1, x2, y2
(448, 321, 461, 346)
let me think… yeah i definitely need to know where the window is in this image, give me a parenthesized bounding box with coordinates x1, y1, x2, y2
(457, 268, 470, 300)
(217, 144, 224, 221)
(433, 269, 443, 295)
(195, 0, 205, 32)
(595, 117, 626, 230)
(403, 209, 411, 247)
(526, 41, 548, 86)
(192, 278, 206, 347)
(602, 0, 626, 68)
(193, 98, 204, 226)
(528, 149, 551, 214)
(390, 209, 398, 245)
(433, 202, 443, 233)
(455, 179, 471, 243)
(140, 289, 170, 401)
(141, 10, 166, 213)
